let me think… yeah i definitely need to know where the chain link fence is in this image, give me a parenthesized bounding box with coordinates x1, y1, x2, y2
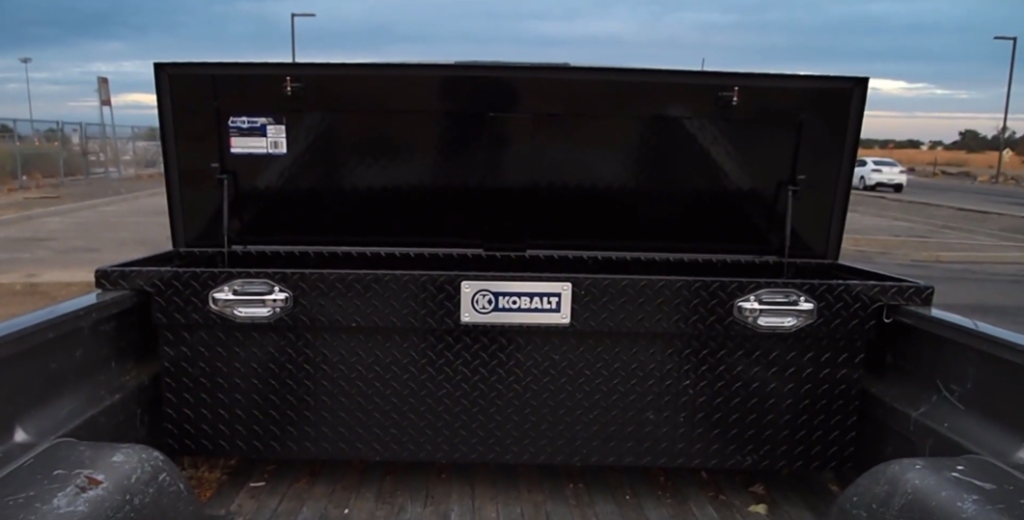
(0, 117, 162, 189)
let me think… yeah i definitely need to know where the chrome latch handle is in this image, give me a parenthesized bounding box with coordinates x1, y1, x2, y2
(209, 279, 293, 322)
(733, 289, 817, 332)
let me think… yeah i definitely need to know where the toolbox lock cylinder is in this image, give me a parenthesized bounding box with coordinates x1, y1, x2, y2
(733, 289, 817, 332)
(209, 279, 293, 322)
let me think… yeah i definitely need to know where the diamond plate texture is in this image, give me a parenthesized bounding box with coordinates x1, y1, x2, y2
(97, 249, 934, 470)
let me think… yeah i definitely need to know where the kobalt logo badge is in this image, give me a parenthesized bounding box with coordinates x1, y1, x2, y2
(461, 281, 573, 326)
(471, 290, 560, 315)
(471, 290, 497, 314)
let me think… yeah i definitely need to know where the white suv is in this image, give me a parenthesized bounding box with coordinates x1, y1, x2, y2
(853, 157, 908, 193)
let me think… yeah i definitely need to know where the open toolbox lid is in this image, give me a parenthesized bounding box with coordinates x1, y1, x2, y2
(155, 61, 868, 260)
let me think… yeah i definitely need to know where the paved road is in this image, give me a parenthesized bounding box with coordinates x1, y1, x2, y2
(859, 176, 1024, 215)
(843, 193, 1024, 262)
(0, 189, 1022, 334)
(0, 193, 170, 283)
(846, 255, 1024, 334)
(0, 177, 164, 218)
(846, 191, 1024, 333)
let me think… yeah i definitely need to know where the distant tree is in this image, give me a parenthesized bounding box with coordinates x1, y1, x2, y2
(999, 128, 1019, 153)
(859, 127, 1016, 153)
(132, 127, 159, 142)
(946, 129, 989, 153)
(962, 127, 1015, 153)
(859, 138, 918, 149)
(40, 127, 72, 146)
(892, 139, 925, 150)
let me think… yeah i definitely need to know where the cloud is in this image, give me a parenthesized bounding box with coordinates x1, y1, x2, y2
(66, 92, 156, 108)
(868, 78, 972, 98)
(67, 61, 152, 74)
(0, 0, 1021, 130)
(863, 110, 1023, 140)
(865, 111, 1024, 121)
(111, 92, 156, 107)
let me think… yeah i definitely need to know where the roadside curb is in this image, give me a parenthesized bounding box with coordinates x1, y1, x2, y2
(0, 280, 95, 286)
(0, 188, 164, 225)
(844, 235, 1024, 250)
(852, 191, 1024, 219)
(908, 171, 1024, 185)
(0, 272, 97, 284)
(843, 246, 1024, 264)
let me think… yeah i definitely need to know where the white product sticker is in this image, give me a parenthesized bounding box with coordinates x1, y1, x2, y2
(227, 116, 287, 155)
(230, 137, 268, 154)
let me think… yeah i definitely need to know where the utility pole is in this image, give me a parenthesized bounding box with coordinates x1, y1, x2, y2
(291, 12, 317, 62)
(993, 35, 1017, 184)
(18, 57, 35, 141)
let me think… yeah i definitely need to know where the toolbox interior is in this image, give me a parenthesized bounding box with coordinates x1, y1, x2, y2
(114, 248, 917, 283)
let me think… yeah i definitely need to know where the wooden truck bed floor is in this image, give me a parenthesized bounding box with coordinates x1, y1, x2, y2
(199, 460, 843, 520)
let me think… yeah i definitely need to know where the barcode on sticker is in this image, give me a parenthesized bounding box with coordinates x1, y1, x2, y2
(268, 138, 287, 154)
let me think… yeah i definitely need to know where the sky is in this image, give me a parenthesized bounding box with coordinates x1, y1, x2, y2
(1, 0, 1022, 141)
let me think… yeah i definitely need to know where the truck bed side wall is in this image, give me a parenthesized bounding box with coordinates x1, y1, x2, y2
(860, 306, 1024, 472)
(0, 292, 160, 476)
(2, 291, 1024, 520)
(3, 289, 1021, 473)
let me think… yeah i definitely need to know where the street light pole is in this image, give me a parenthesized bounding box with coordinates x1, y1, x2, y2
(994, 35, 1017, 184)
(18, 57, 35, 141)
(291, 12, 317, 62)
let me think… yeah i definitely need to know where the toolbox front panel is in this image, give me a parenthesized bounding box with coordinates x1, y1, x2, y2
(98, 262, 933, 469)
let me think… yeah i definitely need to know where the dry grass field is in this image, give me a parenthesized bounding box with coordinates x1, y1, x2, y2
(860, 148, 1024, 173)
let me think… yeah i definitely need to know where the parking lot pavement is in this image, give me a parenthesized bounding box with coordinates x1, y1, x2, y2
(0, 176, 164, 218)
(0, 187, 1022, 333)
(0, 191, 169, 283)
(843, 193, 1024, 262)
(845, 255, 1024, 335)
(857, 176, 1024, 216)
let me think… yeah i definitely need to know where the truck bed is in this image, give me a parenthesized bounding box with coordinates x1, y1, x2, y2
(199, 461, 842, 520)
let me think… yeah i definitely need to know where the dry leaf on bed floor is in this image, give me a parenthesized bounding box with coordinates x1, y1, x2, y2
(748, 503, 769, 515)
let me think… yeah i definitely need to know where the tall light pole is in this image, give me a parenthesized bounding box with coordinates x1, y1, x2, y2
(18, 57, 35, 140)
(993, 35, 1017, 184)
(291, 12, 317, 63)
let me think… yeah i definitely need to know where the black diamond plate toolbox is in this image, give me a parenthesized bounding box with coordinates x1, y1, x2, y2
(96, 249, 933, 470)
